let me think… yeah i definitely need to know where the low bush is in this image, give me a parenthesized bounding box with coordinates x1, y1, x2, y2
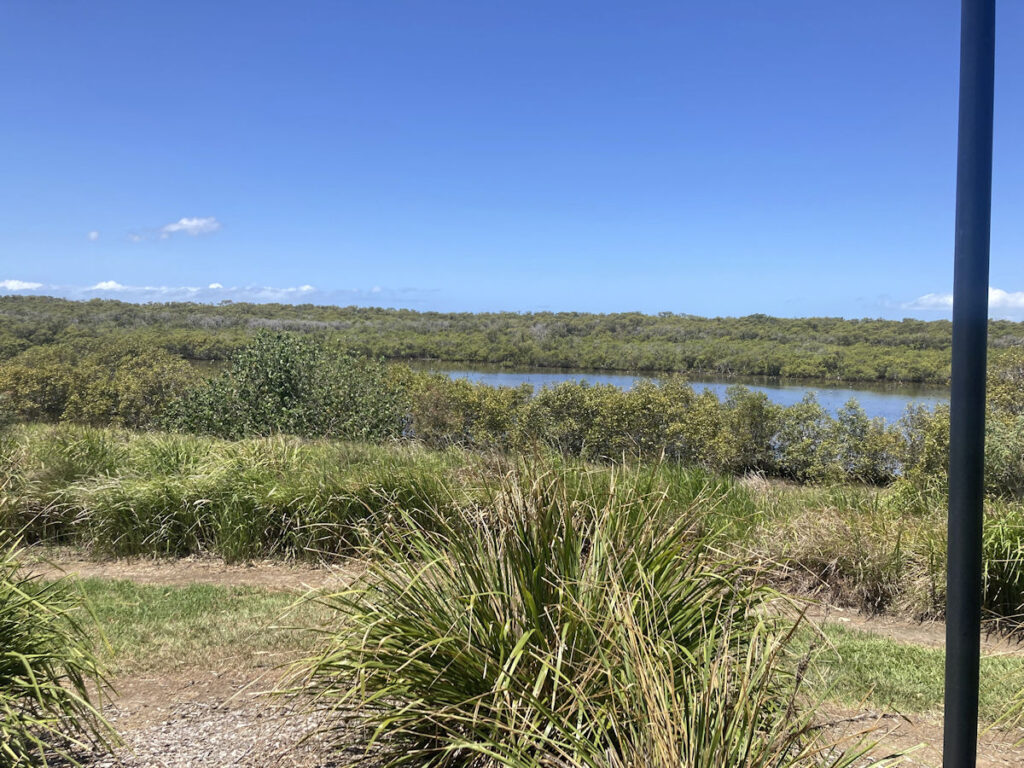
(163, 331, 408, 441)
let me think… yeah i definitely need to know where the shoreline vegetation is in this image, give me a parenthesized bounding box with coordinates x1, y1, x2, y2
(3, 329, 1024, 622)
(4, 329, 1024, 491)
(5, 293, 1024, 384)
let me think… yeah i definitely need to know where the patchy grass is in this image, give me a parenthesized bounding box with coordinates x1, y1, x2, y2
(69, 578, 327, 675)
(810, 622, 1024, 724)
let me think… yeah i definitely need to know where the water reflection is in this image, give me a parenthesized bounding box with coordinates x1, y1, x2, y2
(408, 364, 949, 422)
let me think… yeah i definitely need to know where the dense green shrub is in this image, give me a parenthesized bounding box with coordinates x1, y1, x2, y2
(0, 340, 192, 428)
(163, 332, 408, 441)
(719, 385, 782, 474)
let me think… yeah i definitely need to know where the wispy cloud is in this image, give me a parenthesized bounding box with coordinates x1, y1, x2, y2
(0, 279, 44, 291)
(79, 280, 315, 301)
(160, 216, 221, 237)
(87, 230, 100, 241)
(126, 216, 222, 242)
(904, 292, 954, 310)
(904, 287, 1024, 318)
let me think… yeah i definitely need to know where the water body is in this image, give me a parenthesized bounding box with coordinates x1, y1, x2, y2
(408, 364, 949, 423)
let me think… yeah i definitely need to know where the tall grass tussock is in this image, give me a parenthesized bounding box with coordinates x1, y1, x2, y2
(291, 469, 878, 767)
(1, 424, 467, 561)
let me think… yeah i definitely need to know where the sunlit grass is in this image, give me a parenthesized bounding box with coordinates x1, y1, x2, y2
(808, 622, 1024, 724)
(290, 467, 879, 767)
(70, 578, 329, 676)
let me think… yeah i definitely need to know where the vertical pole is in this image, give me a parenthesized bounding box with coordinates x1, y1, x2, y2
(943, 1, 995, 766)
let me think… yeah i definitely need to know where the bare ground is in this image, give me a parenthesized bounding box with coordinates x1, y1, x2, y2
(75, 669, 345, 768)
(25, 549, 1024, 654)
(821, 706, 1024, 768)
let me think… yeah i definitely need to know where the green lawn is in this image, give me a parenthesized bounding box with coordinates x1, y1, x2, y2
(813, 622, 1024, 723)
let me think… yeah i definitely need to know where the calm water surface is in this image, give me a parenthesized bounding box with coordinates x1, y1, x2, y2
(409, 364, 949, 422)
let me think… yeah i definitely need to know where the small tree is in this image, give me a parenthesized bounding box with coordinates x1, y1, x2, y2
(164, 332, 408, 440)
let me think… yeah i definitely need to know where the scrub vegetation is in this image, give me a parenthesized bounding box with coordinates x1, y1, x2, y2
(7, 293, 1024, 382)
(7, 329, 1024, 493)
(4, 425, 1024, 628)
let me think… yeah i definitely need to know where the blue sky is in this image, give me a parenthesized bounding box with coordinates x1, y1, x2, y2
(1, 1, 1022, 318)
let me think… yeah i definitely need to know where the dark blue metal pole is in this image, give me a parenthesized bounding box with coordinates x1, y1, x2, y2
(943, 1, 995, 766)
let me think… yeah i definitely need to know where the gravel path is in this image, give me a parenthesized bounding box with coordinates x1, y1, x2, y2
(68, 671, 350, 768)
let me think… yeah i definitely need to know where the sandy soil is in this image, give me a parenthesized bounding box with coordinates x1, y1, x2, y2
(821, 706, 1024, 768)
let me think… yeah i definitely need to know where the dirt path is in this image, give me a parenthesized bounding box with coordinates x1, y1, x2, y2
(802, 603, 1024, 656)
(87, 670, 1024, 768)
(823, 706, 1023, 768)
(78, 669, 344, 768)
(19, 548, 362, 592)
(27, 550, 1024, 656)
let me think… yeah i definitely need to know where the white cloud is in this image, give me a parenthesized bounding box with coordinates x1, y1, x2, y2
(87, 231, 100, 241)
(160, 216, 221, 237)
(989, 288, 1024, 310)
(0, 279, 43, 291)
(71, 280, 326, 303)
(905, 292, 954, 310)
(89, 280, 127, 291)
(905, 287, 1024, 317)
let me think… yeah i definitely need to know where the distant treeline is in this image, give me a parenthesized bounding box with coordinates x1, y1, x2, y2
(5, 294, 1024, 382)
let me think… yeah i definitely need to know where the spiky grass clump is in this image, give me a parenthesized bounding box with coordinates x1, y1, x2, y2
(294, 469, 869, 767)
(69, 437, 466, 561)
(0, 424, 128, 539)
(0, 539, 116, 766)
